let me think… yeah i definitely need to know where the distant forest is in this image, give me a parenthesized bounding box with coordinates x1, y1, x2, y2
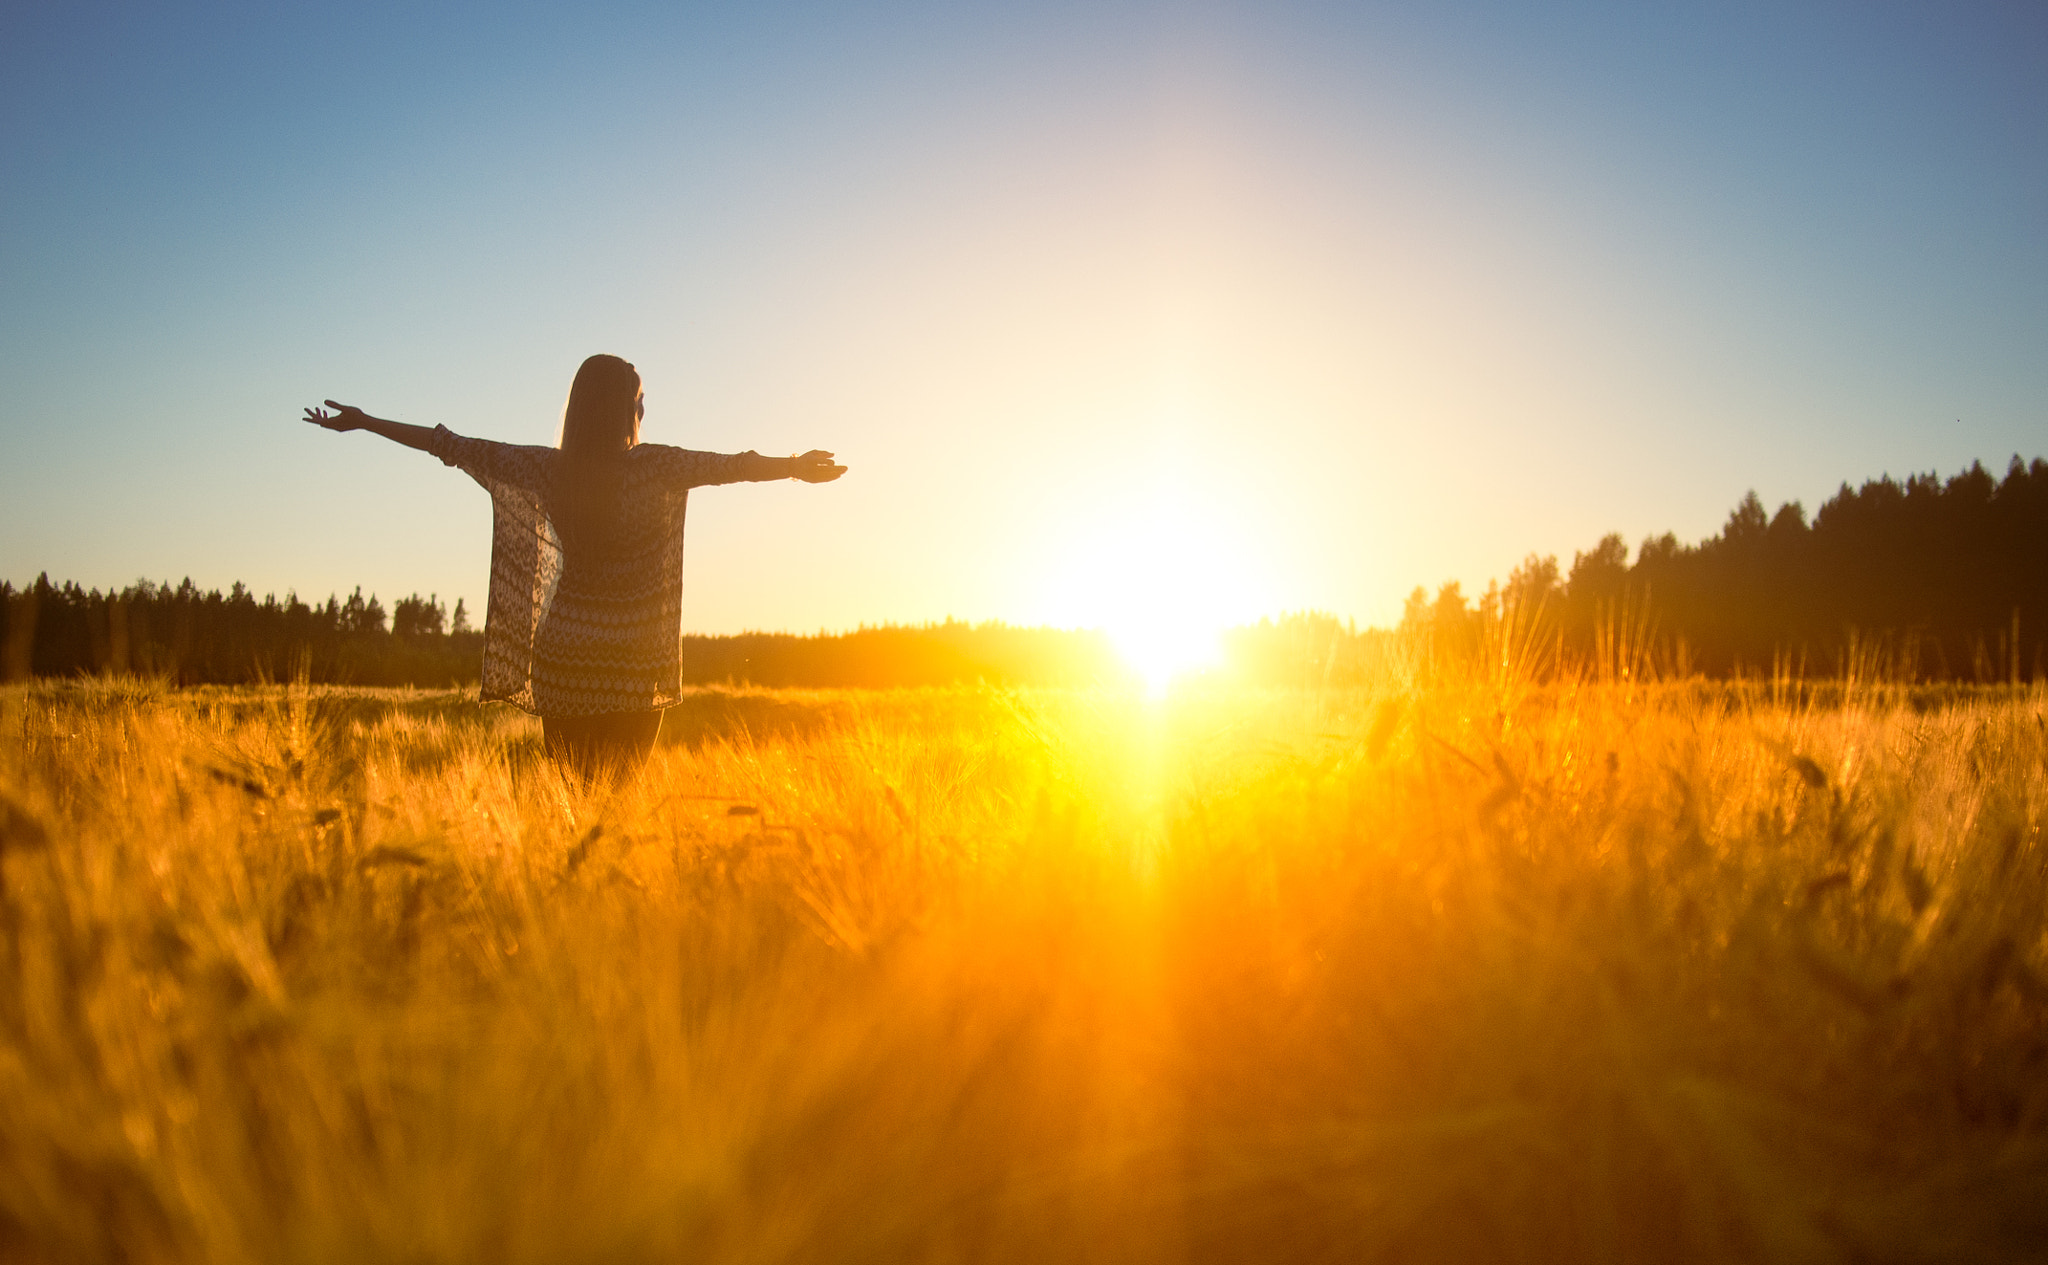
(0, 576, 1372, 690)
(0, 581, 487, 689)
(1408, 455, 2048, 681)
(6, 455, 2047, 688)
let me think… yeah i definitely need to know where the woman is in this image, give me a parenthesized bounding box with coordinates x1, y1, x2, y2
(303, 353, 845, 782)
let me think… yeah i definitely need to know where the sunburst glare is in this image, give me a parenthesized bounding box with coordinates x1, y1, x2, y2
(1037, 477, 1272, 693)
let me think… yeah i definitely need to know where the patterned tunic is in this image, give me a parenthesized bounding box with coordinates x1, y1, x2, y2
(428, 425, 752, 716)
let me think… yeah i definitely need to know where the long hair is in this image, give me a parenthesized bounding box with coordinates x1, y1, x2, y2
(552, 354, 640, 551)
(558, 354, 641, 459)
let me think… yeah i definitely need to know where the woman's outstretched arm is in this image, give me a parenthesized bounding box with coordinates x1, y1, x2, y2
(302, 401, 437, 453)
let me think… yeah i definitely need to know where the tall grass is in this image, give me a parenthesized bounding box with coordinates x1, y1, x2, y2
(1, 672, 2044, 1263)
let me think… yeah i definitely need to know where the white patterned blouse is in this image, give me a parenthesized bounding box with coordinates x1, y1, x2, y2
(428, 425, 757, 717)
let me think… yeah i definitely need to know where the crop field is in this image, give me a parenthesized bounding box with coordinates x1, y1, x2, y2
(1, 670, 2045, 1263)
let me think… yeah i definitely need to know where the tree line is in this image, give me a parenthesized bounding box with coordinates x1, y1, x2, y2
(1406, 455, 2048, 681)
(0, 578, 482, 688)
(678, 615, 1400, 689)
(0, 576, 1386, 689)
(10, 454, 2045, 688)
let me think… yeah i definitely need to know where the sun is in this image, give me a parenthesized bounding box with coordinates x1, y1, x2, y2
(1037, 479, 1271, 693)
(1103, 604, 1225, 696)
(1094, 529, 1228, 693)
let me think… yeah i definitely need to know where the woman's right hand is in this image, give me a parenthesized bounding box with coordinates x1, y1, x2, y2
(303, 400, 370, 431)
(790, 450, 847, 483)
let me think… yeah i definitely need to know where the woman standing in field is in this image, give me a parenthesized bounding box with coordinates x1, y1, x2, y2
(303, 354, 845, 782)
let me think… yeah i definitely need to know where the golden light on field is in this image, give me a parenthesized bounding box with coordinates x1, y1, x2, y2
(1038, 477, 1273, 692)
(6, 666, 2048, 1259)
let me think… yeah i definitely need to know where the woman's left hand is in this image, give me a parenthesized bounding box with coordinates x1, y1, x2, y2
(791, 450, 847, 483)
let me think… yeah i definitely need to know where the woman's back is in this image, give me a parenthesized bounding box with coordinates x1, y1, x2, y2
(430, 429, 753, 716)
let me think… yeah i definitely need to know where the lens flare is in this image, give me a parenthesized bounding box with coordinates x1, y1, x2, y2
(1037, 478, 1270, 693)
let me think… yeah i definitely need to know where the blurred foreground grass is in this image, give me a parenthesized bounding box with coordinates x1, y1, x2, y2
(1, 675, 2045, 1263)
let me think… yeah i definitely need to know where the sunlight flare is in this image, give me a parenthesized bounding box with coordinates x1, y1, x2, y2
(1038, 477, 1272, 692)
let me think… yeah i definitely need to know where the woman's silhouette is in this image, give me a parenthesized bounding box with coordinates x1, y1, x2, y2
(304, 354, 844, 782)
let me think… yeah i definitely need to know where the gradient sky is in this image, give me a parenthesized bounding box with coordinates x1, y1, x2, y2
(4, 1, 2045, 634)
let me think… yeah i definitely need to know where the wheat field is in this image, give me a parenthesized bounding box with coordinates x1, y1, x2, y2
(1, 668, 2044, 1263)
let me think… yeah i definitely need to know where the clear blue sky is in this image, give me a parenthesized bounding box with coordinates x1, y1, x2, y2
(4, 1, 2044, 632)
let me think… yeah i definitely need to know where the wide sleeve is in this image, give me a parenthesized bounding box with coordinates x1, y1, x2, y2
(428, 425, 552, 493)
(637, 444, 755, 490)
